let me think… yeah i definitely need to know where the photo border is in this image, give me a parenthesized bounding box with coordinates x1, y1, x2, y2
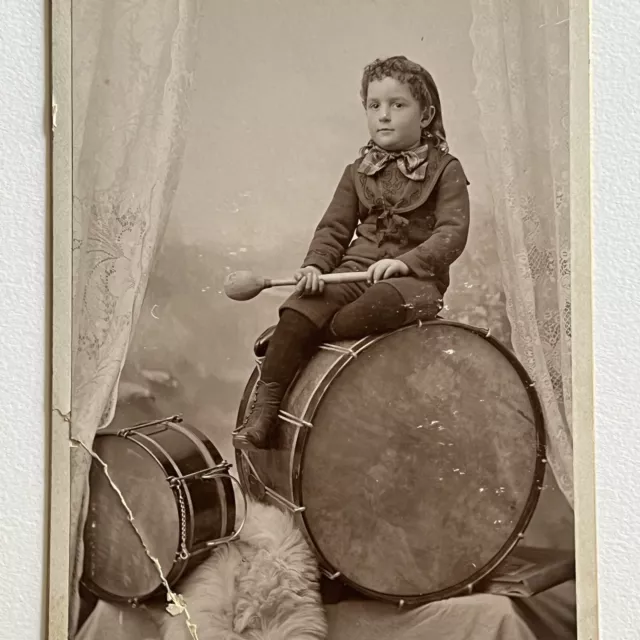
(46, 1, 596, 637)
(49, 0, 72, 636)
(569, 0, 598, 638)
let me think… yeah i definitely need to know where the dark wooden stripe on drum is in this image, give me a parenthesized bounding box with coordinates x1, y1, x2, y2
(168, 421, 236, 542)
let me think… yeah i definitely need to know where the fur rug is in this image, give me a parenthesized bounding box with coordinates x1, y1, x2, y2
(153, 499, 327, 640)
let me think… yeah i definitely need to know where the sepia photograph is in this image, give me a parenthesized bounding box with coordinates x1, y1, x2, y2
(56, 0, 591, 638)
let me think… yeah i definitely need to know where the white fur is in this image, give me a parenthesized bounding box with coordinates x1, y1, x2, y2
(154, 500, 327, 640)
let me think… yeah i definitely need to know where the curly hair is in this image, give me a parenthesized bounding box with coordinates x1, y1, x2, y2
(360, 55, 448, 152)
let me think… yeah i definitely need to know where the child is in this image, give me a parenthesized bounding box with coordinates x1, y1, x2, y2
(233, 55, 470, 451)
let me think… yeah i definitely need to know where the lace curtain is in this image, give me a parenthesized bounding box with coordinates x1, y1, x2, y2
(469, 0, 573, 505)
(70, 0, 201, 633)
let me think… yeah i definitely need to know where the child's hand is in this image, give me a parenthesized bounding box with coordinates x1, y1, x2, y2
(294, 266, 324, 296)
(367, 259, 410, 284)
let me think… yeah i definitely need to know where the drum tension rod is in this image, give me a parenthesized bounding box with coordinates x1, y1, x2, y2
(318, 343, 358, 357)
(167, 461, 233, 487)
(278, 410, 313, 429)
(264, 486, 305, 513)
(117, 414, 183, 437)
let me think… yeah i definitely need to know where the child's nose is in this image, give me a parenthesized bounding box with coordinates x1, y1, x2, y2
(379, 111, 391, 122)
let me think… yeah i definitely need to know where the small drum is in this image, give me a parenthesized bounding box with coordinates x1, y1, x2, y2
(82, 416, 245, 604)
(235, 320, 546, 606)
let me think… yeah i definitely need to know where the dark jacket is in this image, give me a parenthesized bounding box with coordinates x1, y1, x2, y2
(301, 146, 470, 299)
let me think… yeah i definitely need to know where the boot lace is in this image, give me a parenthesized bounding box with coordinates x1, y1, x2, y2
(234, 381, 260, 434)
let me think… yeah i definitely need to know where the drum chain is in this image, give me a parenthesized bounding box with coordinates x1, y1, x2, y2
(175, 481, 189, 562)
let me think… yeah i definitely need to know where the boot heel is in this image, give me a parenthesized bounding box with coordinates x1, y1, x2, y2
(232, 432, 264, 452)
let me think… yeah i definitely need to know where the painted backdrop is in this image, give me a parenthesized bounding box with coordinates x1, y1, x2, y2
(117, 0, 573, 550)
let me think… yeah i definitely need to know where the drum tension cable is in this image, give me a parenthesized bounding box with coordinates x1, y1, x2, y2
(240, 451, 306, 513)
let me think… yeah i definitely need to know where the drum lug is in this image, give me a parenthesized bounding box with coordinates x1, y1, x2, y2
(183, 547, 200, 559)
(177, 549, 190, 561)
(321, 567, 341, 580)
(200, 462, 234, 480)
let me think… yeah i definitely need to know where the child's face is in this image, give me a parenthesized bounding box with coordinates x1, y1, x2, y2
(365, 77, 427, 151)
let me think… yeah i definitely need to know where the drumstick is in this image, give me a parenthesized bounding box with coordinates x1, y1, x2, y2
(224, 270, 370, 301)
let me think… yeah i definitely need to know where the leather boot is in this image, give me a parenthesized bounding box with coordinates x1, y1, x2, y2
(232, 380, 285, 451)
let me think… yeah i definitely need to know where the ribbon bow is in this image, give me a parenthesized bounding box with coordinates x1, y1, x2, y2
(358, 141, 429, 181)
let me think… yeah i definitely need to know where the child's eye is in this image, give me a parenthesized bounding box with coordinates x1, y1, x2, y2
(393, 102, 405, 109)
(369, 102, 379, 110)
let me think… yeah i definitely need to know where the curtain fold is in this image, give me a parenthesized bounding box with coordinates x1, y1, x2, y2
(469, 0, 573, 505)
(70, 0, 201, 633)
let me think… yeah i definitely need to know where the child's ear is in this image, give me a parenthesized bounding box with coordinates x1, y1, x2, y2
(421, 105, 436, 128)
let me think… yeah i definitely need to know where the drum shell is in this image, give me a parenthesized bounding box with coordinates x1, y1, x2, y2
(236, 320, 546, 606)
(82, 419, 236, 604)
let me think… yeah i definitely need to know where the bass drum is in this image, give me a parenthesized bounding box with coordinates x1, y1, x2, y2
(235, 320, 546, 606)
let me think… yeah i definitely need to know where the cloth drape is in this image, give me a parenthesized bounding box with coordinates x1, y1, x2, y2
(469, 0, 573, 505)
(69, 0, 201, 633)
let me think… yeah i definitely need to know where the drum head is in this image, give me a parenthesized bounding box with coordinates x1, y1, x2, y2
(298, 323, 544, 600)
(83, 435, 180, 600)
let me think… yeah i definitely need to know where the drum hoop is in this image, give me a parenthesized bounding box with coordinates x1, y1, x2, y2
(284, 334, 372, 506)
(81, 423, 193, 603)
(289, 320, 548, 605)
(168, 420, 236, 541)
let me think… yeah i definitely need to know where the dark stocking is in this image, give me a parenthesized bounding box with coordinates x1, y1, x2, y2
(233, 309, 321, 451)
(260, 309, 322, 387)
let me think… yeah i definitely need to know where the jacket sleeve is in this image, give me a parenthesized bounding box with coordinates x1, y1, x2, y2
(397, 159, 470, 279)
(301, 165, 359, 273)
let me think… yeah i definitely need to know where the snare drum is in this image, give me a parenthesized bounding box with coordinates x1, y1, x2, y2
(82, 416, 245, 604)
(235, 320, 546, 606)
